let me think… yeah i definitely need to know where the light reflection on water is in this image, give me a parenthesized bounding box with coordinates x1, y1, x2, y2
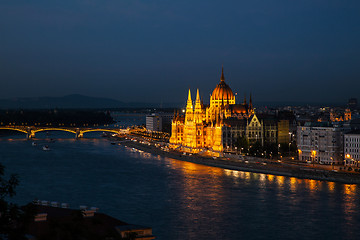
(1, 136, 360, 240)
(165, 156, 360, 239)
(152, 154, 360, 239)
(223, 167, 358, 197)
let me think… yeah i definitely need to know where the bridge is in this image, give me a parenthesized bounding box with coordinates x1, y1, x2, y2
(0, 126, 127, 139)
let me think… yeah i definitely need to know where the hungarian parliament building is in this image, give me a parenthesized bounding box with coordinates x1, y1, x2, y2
(169, 67, 290, 156)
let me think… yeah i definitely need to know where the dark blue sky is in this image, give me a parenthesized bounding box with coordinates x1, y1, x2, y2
(1, 0, 359, 104)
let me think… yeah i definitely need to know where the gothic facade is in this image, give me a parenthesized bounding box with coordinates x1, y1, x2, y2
(169, 67, 254, 155)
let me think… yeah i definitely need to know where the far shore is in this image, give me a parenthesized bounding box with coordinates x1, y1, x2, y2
(116, 136, 360, 185)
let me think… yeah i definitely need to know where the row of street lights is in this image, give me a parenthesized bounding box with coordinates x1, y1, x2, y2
(0, 122, 113, 127)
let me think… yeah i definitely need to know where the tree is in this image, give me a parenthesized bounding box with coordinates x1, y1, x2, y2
(249, 141, 263, 156)
(0, 163, 34, 240)
(263, 143, 278, 158)
(236, 135, 249, 153)
(0, 163, 20, 239)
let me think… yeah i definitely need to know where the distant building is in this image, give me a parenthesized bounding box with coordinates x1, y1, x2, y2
(169, 67, 254, 155)
(344, 130, 360, 167)
(146, 114, 162, 132)
(348, 98, 358, 110)
(330, 109, 343, 122)
(169, 67, 294, 155)
(297, 122, 348, 165)
(146, 113, 174, 133)
(344, 108, 352, 121)
(158, 113, 174, 133)
(223, 118, 247, 150)
(277, 119, 290, 144)
(262, 117, 278, 144)
(329, 108, 352, 122)
(346, 118, 360, 131)
(246, 114, 263, 145)
(222, 115, 290, 152)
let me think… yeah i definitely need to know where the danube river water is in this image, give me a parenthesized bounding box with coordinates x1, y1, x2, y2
(1, 132, 360, 239)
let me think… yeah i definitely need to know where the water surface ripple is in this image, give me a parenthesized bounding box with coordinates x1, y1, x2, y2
(0, 136, 359, 240)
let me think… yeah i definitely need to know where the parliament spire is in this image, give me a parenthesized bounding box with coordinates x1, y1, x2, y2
(220, 65, 225, 82)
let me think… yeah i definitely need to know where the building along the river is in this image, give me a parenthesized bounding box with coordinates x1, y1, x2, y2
(344, 130, 360, 167)
(297, 122, 349, 165)
(169, 67, 290, 156)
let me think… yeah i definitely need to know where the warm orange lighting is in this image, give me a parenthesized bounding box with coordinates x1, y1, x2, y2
(169, 69, 254, 154)
(327, 182, 335, 192)
(277, 176, 285, 187)
(344, 184, 356, 196)
(308, 179, 317, 191)
(290, 177, 297, 191)
(267, 175, 274, 182)
(346, 154, 351, 159)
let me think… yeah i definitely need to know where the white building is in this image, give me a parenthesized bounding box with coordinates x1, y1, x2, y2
(146, 113, 174, 133)
(297, 122, 347, 165)
(146, 114, 162, 132)
(344, 130, 360, 167)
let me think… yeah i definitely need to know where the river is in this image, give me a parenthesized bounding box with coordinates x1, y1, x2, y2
(0, 119, 360, 239)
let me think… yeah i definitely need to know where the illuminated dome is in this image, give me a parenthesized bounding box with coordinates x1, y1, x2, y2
(211, 67, 235, 101)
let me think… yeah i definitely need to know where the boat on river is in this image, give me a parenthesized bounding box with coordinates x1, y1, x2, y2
(42, 145, 50, 151)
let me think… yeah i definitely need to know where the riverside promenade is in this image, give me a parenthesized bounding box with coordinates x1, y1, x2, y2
(118, 136, 360, 185)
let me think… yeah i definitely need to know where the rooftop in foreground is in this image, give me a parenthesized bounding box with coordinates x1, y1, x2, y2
(25, 203, 155, 240)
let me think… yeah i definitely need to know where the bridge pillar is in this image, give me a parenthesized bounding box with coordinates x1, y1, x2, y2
(27, 128, 35, 139)
(75, 128, 83, 138)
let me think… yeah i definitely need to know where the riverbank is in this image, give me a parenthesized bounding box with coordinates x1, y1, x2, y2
(118, 137, 360, 184)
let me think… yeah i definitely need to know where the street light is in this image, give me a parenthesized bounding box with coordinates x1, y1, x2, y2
(288, 142, 291, 156)
(311, 150, 316, 167)
(345, 154, 351, 167)
(278, 143, 280, 155)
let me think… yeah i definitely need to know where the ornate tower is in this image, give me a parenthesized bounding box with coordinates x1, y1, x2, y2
(207, 67, 236, 122)
(194, 89, 203, 123)
(185, 89, 193, 123)
(249, 93, 254, 115)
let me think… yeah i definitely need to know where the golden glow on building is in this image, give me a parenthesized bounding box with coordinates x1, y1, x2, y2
(344, 108, 352, 121)
(169, 67, 253, 155)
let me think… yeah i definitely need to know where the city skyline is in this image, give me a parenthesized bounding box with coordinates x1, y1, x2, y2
(1, 1, 359, 104)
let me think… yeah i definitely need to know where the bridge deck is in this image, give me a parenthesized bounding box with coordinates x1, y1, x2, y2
(0, 126, 123, 138)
